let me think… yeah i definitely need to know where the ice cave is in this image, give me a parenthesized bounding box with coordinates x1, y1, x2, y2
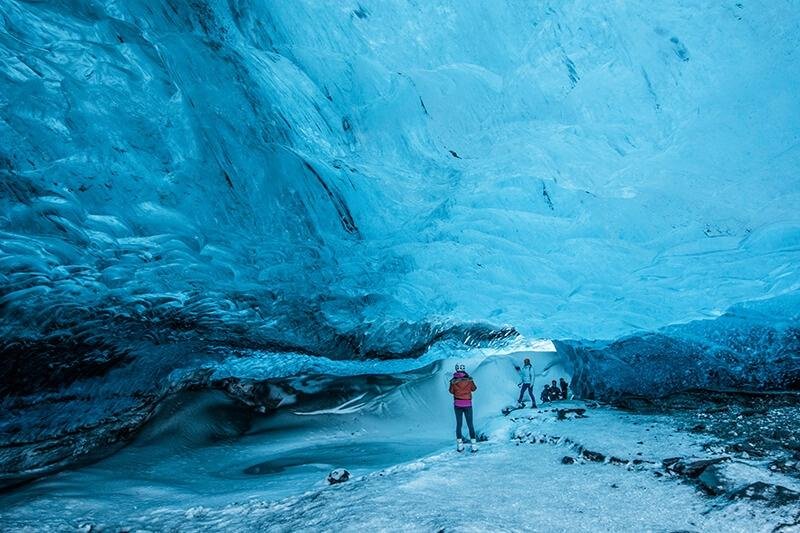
(1, 0, 799, 531)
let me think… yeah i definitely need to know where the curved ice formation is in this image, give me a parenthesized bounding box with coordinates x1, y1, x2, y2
(1, 0, 799, 482)
(3, 0, 799, 354)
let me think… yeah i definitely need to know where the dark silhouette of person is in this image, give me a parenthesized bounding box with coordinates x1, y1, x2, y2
(541, 384, 551, 403)
(559, 377, 569, 400)
(550, 380, 559, 401)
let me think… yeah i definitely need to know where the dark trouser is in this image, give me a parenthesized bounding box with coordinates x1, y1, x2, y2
(518, 383, 535, 404)
(454, 406, 476, 440)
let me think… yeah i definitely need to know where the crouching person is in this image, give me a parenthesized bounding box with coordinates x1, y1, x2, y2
(541, 384, 553, 404)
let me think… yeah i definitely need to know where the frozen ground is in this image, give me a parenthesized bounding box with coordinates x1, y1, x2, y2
(2, 389, 799, 531)
(136, 404, 800, 533)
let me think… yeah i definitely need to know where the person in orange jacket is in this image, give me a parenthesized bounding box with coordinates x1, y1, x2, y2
(449, 363, 478, 452)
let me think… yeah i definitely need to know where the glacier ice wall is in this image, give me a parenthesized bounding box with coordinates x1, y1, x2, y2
(563, 295, 800, 399)
(3, 1, 798, 351)
(1, 0, 800, 481)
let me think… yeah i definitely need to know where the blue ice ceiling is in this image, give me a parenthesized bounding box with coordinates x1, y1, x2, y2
(1, 1, 800, 390)
(2, 0, 800, 484)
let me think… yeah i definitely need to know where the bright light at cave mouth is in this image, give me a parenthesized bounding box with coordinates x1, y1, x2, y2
(522, 339, 557, 353)
(1, 1, 799, 530)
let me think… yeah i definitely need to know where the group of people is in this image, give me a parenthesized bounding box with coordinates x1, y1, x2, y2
(447, 358, 571, 452)
(541, 378, 569, 403)
(515, 358, 569, 407)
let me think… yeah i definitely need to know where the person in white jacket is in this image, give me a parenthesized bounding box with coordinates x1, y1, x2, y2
(516, 358, 537, 408)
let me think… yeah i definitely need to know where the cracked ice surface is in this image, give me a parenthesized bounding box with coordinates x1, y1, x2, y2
(2, 0, 799, 362)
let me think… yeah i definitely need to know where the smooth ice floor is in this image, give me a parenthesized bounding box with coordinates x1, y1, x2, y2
(1, 397, 797, 532)
(0, 390, 445, 528)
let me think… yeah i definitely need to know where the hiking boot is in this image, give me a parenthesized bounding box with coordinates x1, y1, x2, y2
(456, 438, 465, 452)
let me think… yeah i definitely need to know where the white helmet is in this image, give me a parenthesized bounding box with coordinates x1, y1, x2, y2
(455, 363, 466, 372)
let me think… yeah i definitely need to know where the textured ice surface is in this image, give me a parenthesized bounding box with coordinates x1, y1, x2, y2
(1, 0, 800, 486)
(2, 0, 799, 352)
(2, 353, 799, 531)
(3, 394, 797, 532)
(564, 295, 800, 398)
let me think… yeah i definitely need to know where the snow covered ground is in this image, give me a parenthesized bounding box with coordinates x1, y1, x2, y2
(3, 403, 796, 532)
(2, 355, 798, 532)
(132, 440, 795, 533)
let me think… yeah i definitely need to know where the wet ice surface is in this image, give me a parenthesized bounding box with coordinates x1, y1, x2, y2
(0, 389, 445, 526)
(2, 397, 799, 532)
